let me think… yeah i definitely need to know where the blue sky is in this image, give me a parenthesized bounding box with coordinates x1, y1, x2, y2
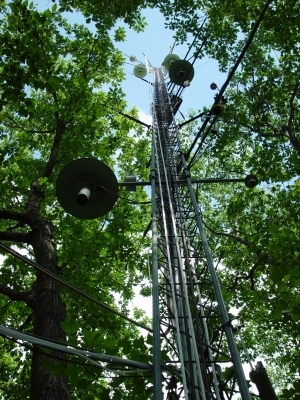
(114, 8, 225, 121)
(39, 1, 225, 124)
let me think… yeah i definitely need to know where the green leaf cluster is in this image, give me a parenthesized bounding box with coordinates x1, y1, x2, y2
(0, 1, 152, 398)
(164, 0, 300, 395)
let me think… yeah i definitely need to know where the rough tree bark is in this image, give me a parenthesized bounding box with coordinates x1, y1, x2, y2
(0, 84, 75, 399)
(27, 181, 70, 400)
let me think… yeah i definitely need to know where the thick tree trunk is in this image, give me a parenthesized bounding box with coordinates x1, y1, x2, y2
(28, 185, 70, 400)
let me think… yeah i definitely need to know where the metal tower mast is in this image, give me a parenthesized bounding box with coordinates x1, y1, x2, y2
(151, 67, 251, 400)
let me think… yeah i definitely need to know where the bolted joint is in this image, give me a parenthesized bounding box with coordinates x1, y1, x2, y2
(182, 167, 191, 180)
(150, 168, 157, 181)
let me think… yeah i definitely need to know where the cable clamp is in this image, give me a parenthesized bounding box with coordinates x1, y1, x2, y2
(221, 318, 238, 330)
(182, 168, 190, 180)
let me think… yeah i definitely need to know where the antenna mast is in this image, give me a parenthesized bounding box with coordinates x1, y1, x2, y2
(151, 66, 251, 400)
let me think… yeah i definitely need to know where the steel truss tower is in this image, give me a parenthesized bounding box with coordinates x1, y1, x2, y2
(150, 67, 251, 400)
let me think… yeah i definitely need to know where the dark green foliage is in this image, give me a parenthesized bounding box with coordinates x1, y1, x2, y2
(0, 0, 153, 398)
(1, 0, 299, 397)
(157, 0, 300, 396)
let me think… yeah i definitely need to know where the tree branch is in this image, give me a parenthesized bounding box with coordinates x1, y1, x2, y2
(228, 259, 260, 290)
(203, 219, 279, 290)
(256, 130, 286, 138)
(0, 210, 29, 223)
(228, 252, 274, 290)
(288, 82, 299, 129)
(202, 219, 250, 246)
(285, 83, 300, 156)
(18, 312, 34, 331)
(40, 92, 65, 178)
(245, 123, 288, 138)
(0, 284, 36, 310)
(82, 39, 97, 78)
(3, 114, 56, 134)
(1, 300, 12, 309)
(0, 231, 32, 244)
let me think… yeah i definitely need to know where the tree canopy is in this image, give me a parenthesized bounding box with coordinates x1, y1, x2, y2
(0, 1, 153, 398)
(158, 0, 300, 397)
(0, 0, 299, 398)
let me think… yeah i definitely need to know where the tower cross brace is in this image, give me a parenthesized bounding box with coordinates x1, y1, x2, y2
(150, 67, 251, 400)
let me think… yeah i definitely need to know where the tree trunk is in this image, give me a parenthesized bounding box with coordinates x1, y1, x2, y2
(28, 184, 70, 400)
